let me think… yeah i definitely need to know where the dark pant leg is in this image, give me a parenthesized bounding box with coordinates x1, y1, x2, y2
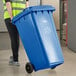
(5, 18, 19, 62)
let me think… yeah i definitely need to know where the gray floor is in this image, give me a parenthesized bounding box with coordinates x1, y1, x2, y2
(0, 32, 23, 50)
(0, 33, 76, 76)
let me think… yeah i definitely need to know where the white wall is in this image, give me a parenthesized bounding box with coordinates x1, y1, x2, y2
(29, 0, 40, 6)
(0, 0, 7, 32)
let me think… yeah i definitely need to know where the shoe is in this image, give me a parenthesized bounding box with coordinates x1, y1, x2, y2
(9, 56, 20, 66)
(12, 61, 20, 66)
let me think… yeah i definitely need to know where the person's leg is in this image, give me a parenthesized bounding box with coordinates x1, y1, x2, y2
(5, 18, 19, 62)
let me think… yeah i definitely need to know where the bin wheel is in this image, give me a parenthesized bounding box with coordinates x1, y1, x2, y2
(51, 66, 56, 69)
(25, 62, 33, 74)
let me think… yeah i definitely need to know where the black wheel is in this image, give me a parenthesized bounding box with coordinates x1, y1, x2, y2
(51, 66, 56, 69)
(25, 62, 33, 74)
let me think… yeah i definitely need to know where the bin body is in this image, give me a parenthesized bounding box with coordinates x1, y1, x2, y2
(12, 5, 64, 71)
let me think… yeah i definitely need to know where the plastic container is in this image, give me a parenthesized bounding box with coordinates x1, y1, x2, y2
(12, 5, 64, 73)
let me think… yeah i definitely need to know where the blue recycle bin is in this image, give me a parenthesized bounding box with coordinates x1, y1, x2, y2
(12, 5, 64, 73)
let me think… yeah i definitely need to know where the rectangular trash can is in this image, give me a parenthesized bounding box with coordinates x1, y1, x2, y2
(12, 5, 64, 73)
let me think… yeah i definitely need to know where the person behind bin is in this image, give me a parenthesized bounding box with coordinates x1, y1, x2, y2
(2, 0, 29, 66)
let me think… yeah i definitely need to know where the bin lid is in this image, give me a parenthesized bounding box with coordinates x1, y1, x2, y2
(12, 5, 55, 24)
